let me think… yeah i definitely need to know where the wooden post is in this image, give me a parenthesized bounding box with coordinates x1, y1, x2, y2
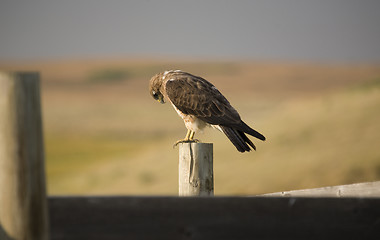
(178, 142, 214, 196)
(0, 72, 49, 240)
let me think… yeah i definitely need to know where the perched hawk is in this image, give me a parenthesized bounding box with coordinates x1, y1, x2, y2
(149, 70, 265, 152)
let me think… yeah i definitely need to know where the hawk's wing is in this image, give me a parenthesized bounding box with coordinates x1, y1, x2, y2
(165, 72, 242, 126)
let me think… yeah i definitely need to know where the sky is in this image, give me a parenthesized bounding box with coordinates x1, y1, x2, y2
(1, 0, 380, 62)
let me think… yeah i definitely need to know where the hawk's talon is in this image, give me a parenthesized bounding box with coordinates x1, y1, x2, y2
(173, 139, 201, 148)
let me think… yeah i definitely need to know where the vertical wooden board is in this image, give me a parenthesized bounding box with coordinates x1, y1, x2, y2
(0, 72, 48, 240)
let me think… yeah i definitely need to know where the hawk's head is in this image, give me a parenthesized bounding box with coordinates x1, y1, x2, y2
(149, 73, 165, 104)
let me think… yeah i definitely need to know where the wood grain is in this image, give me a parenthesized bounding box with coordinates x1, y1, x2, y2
(0, 72, 48, 240)
(179, 143, 213, 196)
(49, 196, 380, 240)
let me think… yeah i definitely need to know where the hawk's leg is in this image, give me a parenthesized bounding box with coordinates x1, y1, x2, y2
(173, 130, 201, 148)
(185, 129, 191, 140)
(188, 131, 201, 142)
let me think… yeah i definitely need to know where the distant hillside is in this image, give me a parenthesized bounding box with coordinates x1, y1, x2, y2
(1, 59, 379, 195)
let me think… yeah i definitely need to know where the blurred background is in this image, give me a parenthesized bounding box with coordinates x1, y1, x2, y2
(0, 0, 379, 195)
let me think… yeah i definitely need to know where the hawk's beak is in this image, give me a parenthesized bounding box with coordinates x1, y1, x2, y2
(157, 95, 165, 104)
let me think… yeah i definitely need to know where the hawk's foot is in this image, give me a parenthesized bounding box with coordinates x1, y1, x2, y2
(173, 139, 201, 148)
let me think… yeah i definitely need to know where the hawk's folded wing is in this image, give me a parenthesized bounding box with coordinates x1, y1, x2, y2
(165, 73, 241, 127)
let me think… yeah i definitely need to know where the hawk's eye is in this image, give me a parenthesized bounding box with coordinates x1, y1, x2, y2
(152, 91, 159, 100)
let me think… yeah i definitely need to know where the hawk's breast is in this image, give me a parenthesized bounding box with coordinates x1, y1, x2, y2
(171, 103, 207, 132)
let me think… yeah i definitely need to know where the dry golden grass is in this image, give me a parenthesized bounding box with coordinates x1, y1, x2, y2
(1, 59, 380, 195)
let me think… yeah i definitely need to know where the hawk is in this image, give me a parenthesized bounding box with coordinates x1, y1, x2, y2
(149, 70, 265, 152)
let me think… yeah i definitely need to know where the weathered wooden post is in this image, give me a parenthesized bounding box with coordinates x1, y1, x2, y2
(0, 72, 49, 240)
(178, 142, 214, 196)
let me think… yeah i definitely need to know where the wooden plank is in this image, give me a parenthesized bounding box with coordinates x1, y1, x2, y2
(0, 72, 49, 240)
(179, 143, 213, 196)
(48, 196, 380, 240)
(263, 181, 380, 197)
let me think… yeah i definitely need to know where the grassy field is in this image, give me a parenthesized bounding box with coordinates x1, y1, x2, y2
(1, 59, 380, 195)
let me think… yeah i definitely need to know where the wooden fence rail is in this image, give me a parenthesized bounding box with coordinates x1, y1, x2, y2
(264, 181, 380, 198)
(48, 196, 380, 240)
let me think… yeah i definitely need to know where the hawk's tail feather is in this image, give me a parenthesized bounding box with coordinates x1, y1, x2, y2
(238, 121, 266, 141)
(220, 126, 256, 153)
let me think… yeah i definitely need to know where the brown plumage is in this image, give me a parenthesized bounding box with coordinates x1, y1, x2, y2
(149, 70, 265, 152)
